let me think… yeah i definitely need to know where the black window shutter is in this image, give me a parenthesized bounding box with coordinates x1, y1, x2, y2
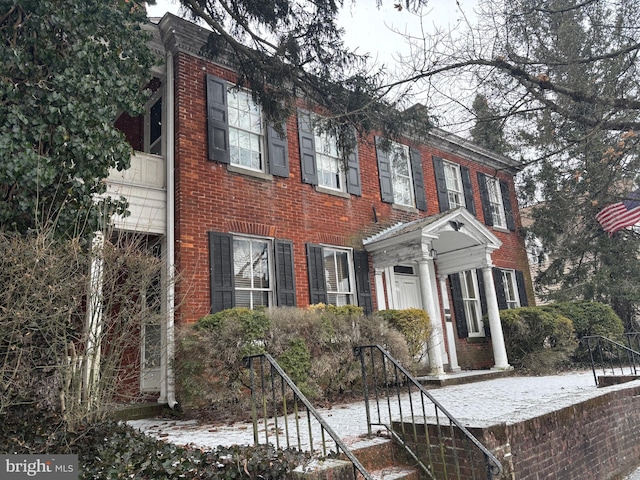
(410, 147, 427, 211)
(275, 239, 296, 307)
(449, 273, 468, 339)
(477, 269, 488, 316)
(346, 139, 362, 196)
(500, 179, 516, 231)
(477, 172, 494, 226)
(492, 267, 508, 310)
(354, 250, 373, 315)
(205, 74, 230, 163)
(297, 110, 318, 185)
(461, 166, 476, 216)
(375, 136, 394, 204)
(432, 156, 449, 212)
(306, 243, 327, 305)
(515, 270, 529, 307)
(208, 232, 235, 313)
(267, 123, 289, 177)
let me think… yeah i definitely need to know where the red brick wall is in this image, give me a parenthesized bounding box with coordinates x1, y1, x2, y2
(171, 51, 532, 329)
(482, 385, 640, 480)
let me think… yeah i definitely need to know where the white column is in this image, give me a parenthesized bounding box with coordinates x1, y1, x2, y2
(417, 257, 445, 375)
(84, 231, 105, 404)
(482, 266, 511, 369)
(374, 268, 386, 311)
(439, 275, 460, 371)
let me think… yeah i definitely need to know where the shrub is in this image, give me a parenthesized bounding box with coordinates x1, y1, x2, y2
(500, 306, 576, 372)
(175, 306, 410, 413)
(375, 309, 432, 362)
(541, 301, 624, 362)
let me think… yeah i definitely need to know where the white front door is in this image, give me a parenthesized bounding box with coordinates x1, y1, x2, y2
(395, 274, 422, 310)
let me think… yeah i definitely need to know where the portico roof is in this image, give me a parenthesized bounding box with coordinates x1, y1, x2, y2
(363, 207, 502, 275)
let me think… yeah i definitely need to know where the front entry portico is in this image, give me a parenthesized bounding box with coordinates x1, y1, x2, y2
(363, 207, 511, 374)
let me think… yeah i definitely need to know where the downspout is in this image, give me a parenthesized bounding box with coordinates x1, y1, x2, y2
(164, 49, 178, 409)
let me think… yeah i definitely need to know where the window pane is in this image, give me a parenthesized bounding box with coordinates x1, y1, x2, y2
(143, 324, 161, 369)
(233, 238, 271, 309)
(228, 88, 263, 171)
(390, 143, 413, 206)
(323, 248, 353, 305)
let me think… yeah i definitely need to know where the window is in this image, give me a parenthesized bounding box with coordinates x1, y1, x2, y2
(443, 161, 466, 209)
(228, 89, 264, 171)
(306, 244, 370, 310)
(323, 247, 354, 305)
(477, 173, 514, 230)
(206, 74, 289, 177)
(232, 237, 272, 308)
(486, 177, 507, 228)
(460, 269, 484, 337)
(315, 129, 345, 191)
(501, 269, 520, 309)
(209, 232, 295, 312)
(297, 110, 361, 195)
(389, 142, 414, 207)
(146, 93, 163, 155)
(375, 137, 427, 211)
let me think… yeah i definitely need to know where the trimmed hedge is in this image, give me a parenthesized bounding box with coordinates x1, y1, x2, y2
(500, 306, 576, 372)
(376, 308, 432, 361)
(176, 305, 410, 412)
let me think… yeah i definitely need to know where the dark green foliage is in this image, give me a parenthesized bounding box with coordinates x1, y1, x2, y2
(0, 405, 309, 479)
(542, 301, 624, 340)
(176, 306, 409, 411)
(470, 94, 509, 155)
(0, 0, 155, 238)
(376, 308, 432, 361)
(181, 0, 432, 159)
(500, 306, 576, 372)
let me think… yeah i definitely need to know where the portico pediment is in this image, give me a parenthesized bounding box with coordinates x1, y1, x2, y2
(363, 207, 502, 274)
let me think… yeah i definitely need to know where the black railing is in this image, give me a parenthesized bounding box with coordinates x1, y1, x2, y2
(354, 345, 503, 480)
(583, 334, 640, 386)
(243, 353, 373, 480)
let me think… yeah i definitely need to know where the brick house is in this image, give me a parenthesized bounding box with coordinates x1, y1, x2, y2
(110, 13, 532, 405)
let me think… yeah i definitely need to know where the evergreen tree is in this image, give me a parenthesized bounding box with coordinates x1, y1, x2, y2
(470, 94, 509, 155)
(0, 0, 155, 238)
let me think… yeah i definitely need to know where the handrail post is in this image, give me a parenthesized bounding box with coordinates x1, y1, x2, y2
(354, 346, 372, 437)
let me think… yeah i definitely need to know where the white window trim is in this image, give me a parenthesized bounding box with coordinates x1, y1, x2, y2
(314, 127, 346, 192)
(322, 245, 356, 306)
(443, 161, 466, 209)
(461, 269, 485, 337)
(144, 87, 163, 156)
(232, 234, 275, 309)
(227, 86, 266, 173)
(502, 269, 520, 309)
(487, 176, 507, 229)
(389, 141, 415, 208)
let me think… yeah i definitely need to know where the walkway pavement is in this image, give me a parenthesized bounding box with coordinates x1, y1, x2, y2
(129, 369, 640, 477)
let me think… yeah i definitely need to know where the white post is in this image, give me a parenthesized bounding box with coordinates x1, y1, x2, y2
(374, 268, 386, 311)
(481, 266, 511, 369)
(84, 231, 105, 404)
(439, 274, 460, 371)
(417, 256, 445, 375)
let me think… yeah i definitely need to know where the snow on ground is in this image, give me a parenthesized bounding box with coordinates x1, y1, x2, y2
(129, 369, 639, 452)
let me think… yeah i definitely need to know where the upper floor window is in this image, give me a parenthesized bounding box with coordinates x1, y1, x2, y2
(206, 74, 289, 178)
(297, 110, 361, 196)
(146, 92, 163, 155)
(486, 177, 507, 229)
(228, 89, 264, 171)
(443, 161, 466, 209)
(375, 137, 427, 211)
(477, 173, 515, 231)
(314, 129, 346, 191)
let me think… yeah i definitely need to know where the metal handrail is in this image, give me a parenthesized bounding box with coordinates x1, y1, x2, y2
(243, 353, 373, 480)
(583, 334, 640, 386)
(354, 344, 503, 480)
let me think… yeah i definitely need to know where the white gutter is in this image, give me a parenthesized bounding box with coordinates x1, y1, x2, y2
(164, 49, 178, 409)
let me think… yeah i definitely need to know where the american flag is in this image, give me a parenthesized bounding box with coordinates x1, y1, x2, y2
(596, 189, 640, 236)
